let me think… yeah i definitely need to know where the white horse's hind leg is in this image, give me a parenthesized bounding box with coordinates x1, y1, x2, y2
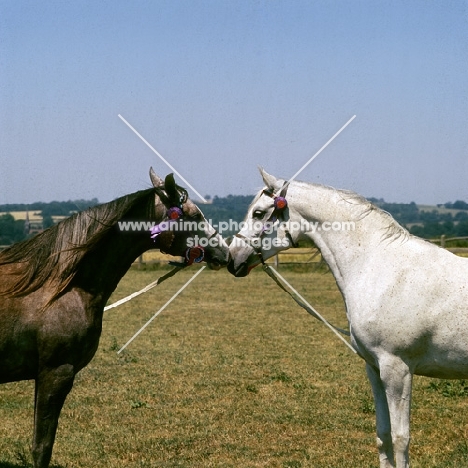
(380, 358, 413, 468)
(366, 363, 395, 468)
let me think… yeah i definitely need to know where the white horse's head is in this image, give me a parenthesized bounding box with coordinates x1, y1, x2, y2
(228, 168, 300, 277)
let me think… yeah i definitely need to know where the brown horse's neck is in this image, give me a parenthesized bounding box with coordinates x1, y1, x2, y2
(70, 195, 161, 306)
(0, 188, 171, 311)
(71, 230, 153, 305)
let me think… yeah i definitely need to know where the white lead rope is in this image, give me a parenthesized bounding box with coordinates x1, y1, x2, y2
(263, 265, 357, 354)
(104, 266, 184, 311)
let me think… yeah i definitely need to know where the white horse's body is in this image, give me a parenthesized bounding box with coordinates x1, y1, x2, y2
(228, 169, 468, 468)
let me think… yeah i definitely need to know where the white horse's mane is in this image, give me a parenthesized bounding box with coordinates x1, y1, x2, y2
(257, 178, 410, 244)
(333, 186, 410, 243)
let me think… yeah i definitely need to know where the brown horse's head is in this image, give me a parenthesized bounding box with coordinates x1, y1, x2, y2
(147, 168, 229, 269)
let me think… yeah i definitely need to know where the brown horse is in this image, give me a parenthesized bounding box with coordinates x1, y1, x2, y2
(0, 168, 229, 468)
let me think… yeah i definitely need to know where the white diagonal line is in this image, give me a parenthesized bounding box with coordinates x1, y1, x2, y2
(261, 118, 357, 355)
(281, 115, 356, 193)
(118, 114, 208, 203)
(117, 266, 206, 354)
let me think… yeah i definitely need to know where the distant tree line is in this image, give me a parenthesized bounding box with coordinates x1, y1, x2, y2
(2, 195, 468, 247)
(0, 214, 26, 245)
(443, 200, 468, 210)
(201, 194, 254, 236)
(0, 199, 99, 246)
(370, 198, 468, 241)
(0, 199, 99, 216)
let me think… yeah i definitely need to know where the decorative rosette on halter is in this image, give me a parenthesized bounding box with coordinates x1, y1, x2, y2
(150, 174, 204, 266)
(149, 207, 183, 238)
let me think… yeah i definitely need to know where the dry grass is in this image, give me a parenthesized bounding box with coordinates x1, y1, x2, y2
(1, 266, 468, 467)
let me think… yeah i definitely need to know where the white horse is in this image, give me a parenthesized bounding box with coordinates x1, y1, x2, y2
(228, 168, 468, 468)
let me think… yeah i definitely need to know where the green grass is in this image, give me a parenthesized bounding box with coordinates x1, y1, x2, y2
(1, 267, 468, 467)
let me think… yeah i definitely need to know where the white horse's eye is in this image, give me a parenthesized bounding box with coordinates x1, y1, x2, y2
(252, 210, 265, 220)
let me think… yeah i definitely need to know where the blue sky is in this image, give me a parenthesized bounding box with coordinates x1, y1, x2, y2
(1, 0, 467, 205)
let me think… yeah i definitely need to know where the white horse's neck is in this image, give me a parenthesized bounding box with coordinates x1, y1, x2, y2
(288, 181, 409, 290)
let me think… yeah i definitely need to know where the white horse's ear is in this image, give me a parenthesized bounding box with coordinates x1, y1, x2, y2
(258, 166, 282, 191)
(149, 167, 164, 188)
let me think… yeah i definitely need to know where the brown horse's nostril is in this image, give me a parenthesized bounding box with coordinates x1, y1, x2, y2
(208, 260, 222, 271)
(227, 259, 249, 277)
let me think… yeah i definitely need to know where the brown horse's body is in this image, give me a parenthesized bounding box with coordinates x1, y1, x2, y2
(0, 170, 228, 468)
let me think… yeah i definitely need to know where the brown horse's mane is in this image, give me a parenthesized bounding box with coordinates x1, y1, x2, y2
(0, 188, 156, 299)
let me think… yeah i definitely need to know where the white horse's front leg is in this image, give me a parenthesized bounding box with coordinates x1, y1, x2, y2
(380, 358, 413, 468)
(366, 363, 395, 468)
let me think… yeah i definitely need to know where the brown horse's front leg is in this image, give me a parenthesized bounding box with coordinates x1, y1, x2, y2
(32, 364, 75, 468)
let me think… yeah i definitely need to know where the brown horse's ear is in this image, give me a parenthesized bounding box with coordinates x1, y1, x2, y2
(164, 173, 179, 204)
(150, 167, 164, 188)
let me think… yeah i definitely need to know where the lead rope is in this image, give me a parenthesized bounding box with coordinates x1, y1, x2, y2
(104, 264, 185, 311)
(104, 245, 205, 311)
(263, 264, 357, 354)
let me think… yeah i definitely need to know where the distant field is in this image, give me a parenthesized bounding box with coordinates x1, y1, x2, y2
(1, 267, 468, 467)
(418, 205, 466, 216)
(4, 211, 68, 223)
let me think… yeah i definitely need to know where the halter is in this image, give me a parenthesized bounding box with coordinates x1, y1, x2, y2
(150, 184, 205, 266)
(235, 181, 297, 265)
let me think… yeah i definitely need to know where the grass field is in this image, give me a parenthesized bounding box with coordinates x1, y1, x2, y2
(1, 266, 468, 467)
